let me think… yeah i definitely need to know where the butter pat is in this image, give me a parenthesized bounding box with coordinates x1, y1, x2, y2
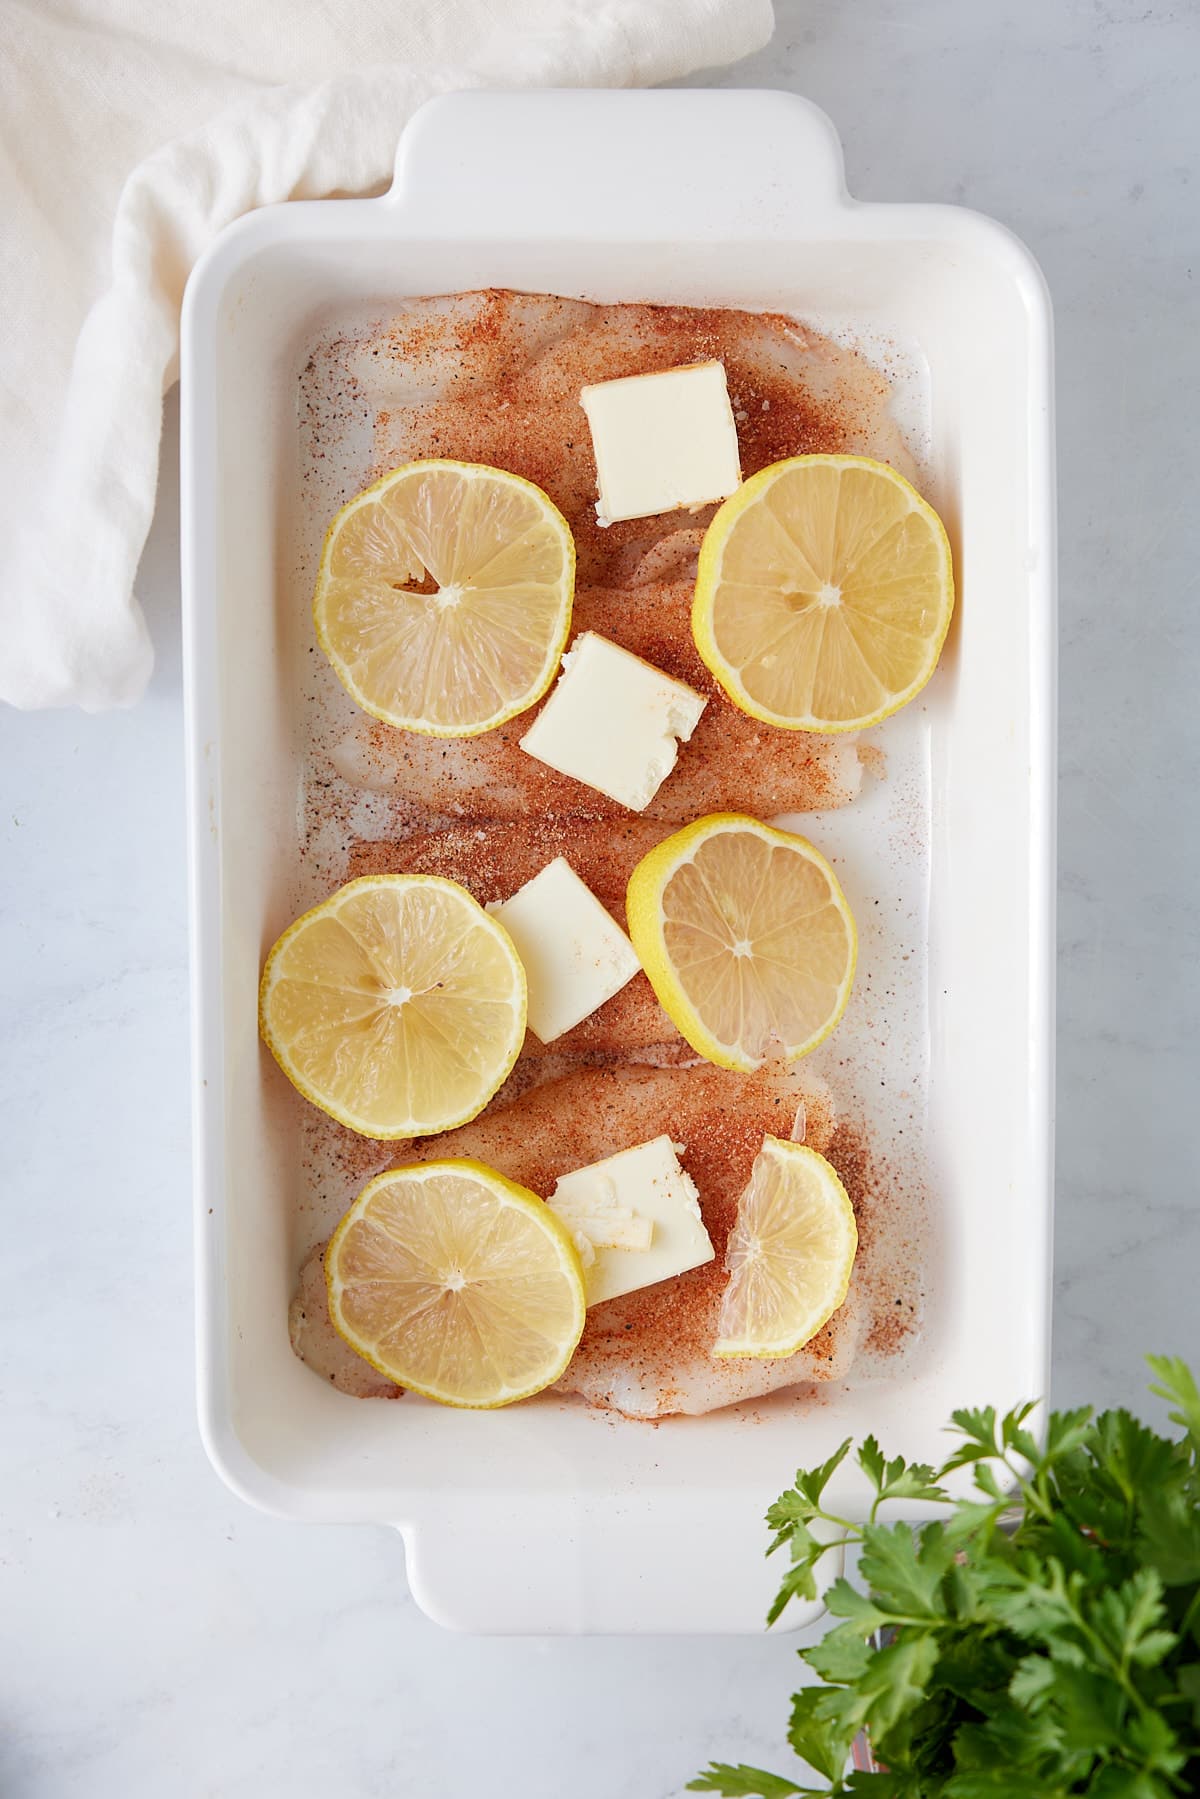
(487, 857, 640, 1044)
(581, 360, 742, 525)
(519, 632, 706, 811)
(548, 1136, 714, 1306)
(547, 1188, 653, 1263)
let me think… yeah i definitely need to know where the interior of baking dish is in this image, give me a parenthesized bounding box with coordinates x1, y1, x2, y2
(182, 90, 1054, 1630)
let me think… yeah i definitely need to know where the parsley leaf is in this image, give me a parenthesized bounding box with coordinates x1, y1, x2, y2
(823, 1578, 891, 1634)
(1139, 1484, 1200, 1592)
(788, 1686, 859, 1783)
(698, 1359, 1200, 1799)
(766, 1558, 822, 1625)
(1147, 1356, 1200, 1448)
(787, 1439, 854, 1510)
(857, 1633, 939, 1742)
(1176, 1661, 1200, 1726)
(688, 1764, 807, 1797)
(857, 1521, 954, 1621)
(803, 1621, 876, 1687)
(1091, 1409, 1180, 1503)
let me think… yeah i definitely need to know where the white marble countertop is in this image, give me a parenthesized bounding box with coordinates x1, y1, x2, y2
(3, 2, 1199, 1792)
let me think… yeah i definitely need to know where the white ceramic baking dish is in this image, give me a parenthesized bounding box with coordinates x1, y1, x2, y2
(181, 88, 1056, 1634)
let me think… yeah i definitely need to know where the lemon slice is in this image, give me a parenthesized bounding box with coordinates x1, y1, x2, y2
(714, 1137, 858, 1358)
(692, 454, 954, 732)
(326, 1159, 586, 1407)
(314, 459, 575, 736)
(259, 875, 526, 1139)
(625, 813, 856, 1073)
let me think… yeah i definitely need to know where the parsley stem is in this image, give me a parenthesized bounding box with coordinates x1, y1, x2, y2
(811, 1509, 861, 1537)
(998, 1453, 1055, 1525)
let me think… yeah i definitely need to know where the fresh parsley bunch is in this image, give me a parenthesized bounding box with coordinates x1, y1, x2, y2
(692, 1358, 1200, 1798)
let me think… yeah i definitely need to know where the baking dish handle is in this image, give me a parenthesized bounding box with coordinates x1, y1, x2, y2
(387, 88, 848, 239)
(399, 1502, 845, 1635)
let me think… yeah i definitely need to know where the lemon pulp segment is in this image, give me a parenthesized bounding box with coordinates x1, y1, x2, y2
(314, 459, 575, 736)
(626, 813, 856, 1073)
(326, 1159, 586, 1407)
(715, 1137, 858, 1358)
(259, 874, 526, 1139)
(693, 454, 954, 732)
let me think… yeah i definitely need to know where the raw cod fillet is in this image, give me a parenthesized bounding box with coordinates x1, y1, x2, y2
(289, 1061, 860, 1417)
(326, 555, 863, 824)
(291, 1247, 397, 1399)
(347, 816, 674, 917)
(364, 290, 917, 591)
(304, 288, 896, 826)
(329, 669, 863, 824)
(287, 289, 911, 1413)
(347, 817, 685, 1061)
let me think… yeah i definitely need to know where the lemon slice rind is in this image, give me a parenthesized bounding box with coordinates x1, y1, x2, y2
(625, 813, 857, 1075)
(259, 874, 526, 1140)
(325, 1159, 586, 1408)
(314, 459, 575, 739)
(692, 454, 954, 734)
(714, 1137, 858, 1360)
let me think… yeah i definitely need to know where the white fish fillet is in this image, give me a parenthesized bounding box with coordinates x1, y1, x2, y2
(286, 290, 918, 1414)
(346, 816, 684, 1061)
(328, 670, 863, 824)
(289, 1061, 858, 1417)
(303, 289, 898, 826)
(326, 560, 863, 823)
(290, 1248, 399, 1400)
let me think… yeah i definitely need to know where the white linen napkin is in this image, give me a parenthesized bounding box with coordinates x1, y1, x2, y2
(0, 0, 773, 711)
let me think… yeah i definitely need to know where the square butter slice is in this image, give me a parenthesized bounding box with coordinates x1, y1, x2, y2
(581, 360, 742, 525)
(548, 1135, 715, 1306)
(519, 632, 706, 812)
(487, 857, 640, 1044)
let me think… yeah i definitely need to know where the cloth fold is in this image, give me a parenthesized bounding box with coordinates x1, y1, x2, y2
(0, 0, 773, 711)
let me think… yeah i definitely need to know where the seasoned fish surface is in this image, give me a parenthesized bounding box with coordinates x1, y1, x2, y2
(329, 688, 862, 823)
(347, 818, 683, 1061)
(289, 1062, 856, 1416)
(289, 290, 918, 1414)
(330, 557, 862, 825)
(304, 289, 906, 827)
